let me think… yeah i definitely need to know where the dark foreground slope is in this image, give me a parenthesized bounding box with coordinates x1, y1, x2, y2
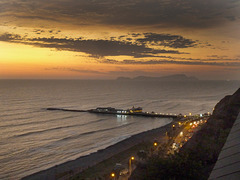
(130, 88, 240, 180)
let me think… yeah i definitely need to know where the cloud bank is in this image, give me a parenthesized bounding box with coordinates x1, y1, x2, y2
(1, 0, 239, 29)
(0, 33, 188, 58)
(0, 32, 239, 67)
(101, 59, 240, 66)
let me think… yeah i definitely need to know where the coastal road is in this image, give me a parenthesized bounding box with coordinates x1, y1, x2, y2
(172, 119, 207, 152)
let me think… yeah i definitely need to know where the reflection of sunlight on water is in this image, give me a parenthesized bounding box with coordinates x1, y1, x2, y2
(117, 115, 128, 125)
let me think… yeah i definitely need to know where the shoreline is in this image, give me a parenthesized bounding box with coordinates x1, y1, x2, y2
(22, 119, 175, 180)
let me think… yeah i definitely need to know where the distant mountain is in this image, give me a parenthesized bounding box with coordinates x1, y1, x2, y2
(116, 74, 199, 81)
(116, 77, 131, 81)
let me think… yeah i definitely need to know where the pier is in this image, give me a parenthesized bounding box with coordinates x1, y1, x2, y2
(46, 107, 178, 118)
(46, 107, 87, 112)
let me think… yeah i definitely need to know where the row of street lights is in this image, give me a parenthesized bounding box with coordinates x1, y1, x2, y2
(111, 156, 135, 179)
(110, 142, 160, 179)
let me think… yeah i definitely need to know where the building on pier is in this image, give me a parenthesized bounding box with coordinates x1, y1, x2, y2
(129, 106, 143, 113)
(94, 106, 142, 114)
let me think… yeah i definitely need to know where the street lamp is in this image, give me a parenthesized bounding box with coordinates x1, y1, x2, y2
(129, 156, 134, 175)
(111, 172, 115, 180)
(172, 124, 175, 130)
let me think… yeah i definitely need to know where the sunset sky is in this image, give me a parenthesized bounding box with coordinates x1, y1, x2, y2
(0, 0, 240, 80)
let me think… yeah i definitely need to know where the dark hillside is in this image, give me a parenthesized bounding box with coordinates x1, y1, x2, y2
(130, 88, 240, 180)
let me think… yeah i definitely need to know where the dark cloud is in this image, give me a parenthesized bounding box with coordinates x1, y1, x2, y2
(0, 33, 183, 58)
(108, 32, 201, 48)
(131, 33, 141, 37)
(118, 35, 126, 39)
(207, 55, 228, 58)
(1, 0, 239, 28)
(164, 56, 240, 62)
(102, 59, 240, 66)
(28, 38, 182, 57)
(1, 32, 238, 67)
(0, 33, 22, 41)
(136, 33, 197, 48)
(16, 15, 59, 22)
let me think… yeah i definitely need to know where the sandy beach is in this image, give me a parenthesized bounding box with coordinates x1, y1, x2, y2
(22, 119, 175, 180)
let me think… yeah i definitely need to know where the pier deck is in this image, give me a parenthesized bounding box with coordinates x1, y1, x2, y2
(46, 108, 178, 118)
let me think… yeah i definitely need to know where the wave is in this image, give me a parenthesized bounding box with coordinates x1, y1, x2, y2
(52, 122, 135, 144)
(22, 122, 135, 153)
(84, 117, 108, 125)
(13, 127, 69, 138)
(0, 115, 36, 124)
(0, 109, 42, 119)
(164, 103, 181, 111)
(0, 115, 79, 129)
(11, 117, 110, 138)
(144, 99, 165, 106)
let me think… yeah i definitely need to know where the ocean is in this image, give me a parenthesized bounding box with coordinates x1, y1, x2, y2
(0, 80, 239, 179)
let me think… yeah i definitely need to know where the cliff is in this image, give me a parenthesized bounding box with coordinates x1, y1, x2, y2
(130, 88, 240, 180)
(183, 88, 240, 150)
(211, 88, 240, 124)
(181, 88, 240, 178)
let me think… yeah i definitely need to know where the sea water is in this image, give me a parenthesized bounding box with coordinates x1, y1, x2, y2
(0, 80, 239, 179)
